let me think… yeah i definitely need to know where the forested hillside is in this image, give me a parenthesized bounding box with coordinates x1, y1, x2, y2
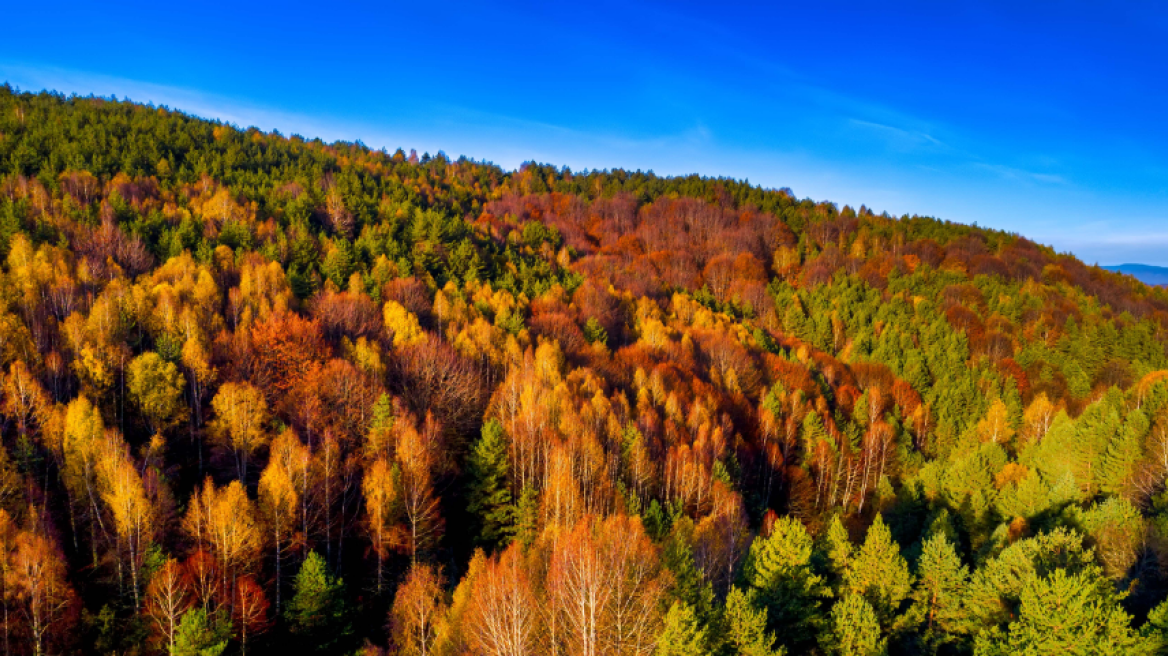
(3, 85, 1168, 655)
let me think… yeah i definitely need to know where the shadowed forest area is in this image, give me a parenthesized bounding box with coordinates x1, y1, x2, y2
(3, 86, 1168, 655)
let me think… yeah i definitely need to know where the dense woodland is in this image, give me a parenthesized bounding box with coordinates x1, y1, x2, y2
(2, 86, 1168, 655)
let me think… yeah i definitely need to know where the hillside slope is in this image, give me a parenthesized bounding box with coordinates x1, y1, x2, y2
(2, 86, 1168, 655)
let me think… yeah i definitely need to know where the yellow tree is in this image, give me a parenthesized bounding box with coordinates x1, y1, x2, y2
(270, 428, 313, 540)
(97, 435, 155, 609)
(210, 381, 270, 482)
(258, 450, 299, 612)
(2, 360, 49, 448)
(390, 563, 448, 656)
(183, 478, 263, 601)
(181, 335, 218, 474)
(61, 396, 111, 567)
(12, 524, 77, 656)
(127, 351, 187, 436)
(384, 301, 425, 348)
(362, 457, 402, 594)
(396, 419, 443, 563)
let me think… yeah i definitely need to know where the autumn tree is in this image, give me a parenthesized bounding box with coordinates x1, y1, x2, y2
(390, 563, 448, 656)
(396, 417, 443, 563)
(146, 557, 192, 654)
(210, 381, 270, 481)
(128, 351, 187, 435)
(182, 478, 262, 602)
(465, 543, 538, 656)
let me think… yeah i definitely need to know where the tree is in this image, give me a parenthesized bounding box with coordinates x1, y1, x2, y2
(741, 516, 826, 651)
(821, 594, 886, 656)
(12, 526, 77, 656)
(209, 381, 270, 481)
(285, 550, 351, 652)
(385, 301, 425, 348)
(173, 607, 229, 656)
(655, 601, 705, 656)
(128, 351, 187, 435)
(972, 568, 1154, 656)
(182, 479, 262, 601)
(396, 418, 443, 562)
(232, 575, 270, 656)
(390, 563, 448, 656)
(97, 435, 155, 609)
(723, 587, 785, 656)
(467, 419, 515, 548)
(466, 543, 538, 656)
(549, 514, 670, 656)
(258, 442, 300, 612)
(907, 533, 968, 654)
(146, 557, 191, 655)
(843, 515, 913, 628)
(362, 457, 401, 595)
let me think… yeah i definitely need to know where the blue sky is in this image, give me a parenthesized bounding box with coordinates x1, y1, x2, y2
(2, 1, 1166, 265)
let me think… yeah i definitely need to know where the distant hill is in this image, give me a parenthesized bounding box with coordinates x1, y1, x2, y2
(1101, 263, 1168, 286)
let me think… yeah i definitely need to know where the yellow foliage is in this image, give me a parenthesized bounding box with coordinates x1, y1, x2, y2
(384, 301, 425, 348)
(976, 398, 1015, 445)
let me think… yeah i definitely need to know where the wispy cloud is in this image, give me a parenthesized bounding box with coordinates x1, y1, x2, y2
(847, 118, 947, 150)
(972, 162, 1068, 185)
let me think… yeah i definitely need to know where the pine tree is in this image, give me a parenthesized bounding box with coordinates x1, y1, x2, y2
(821, 594, 886, 656)
(723, 587, 785, 656)
(742, 516, 827, 651)
(173, 608, 229, 656)
(656, 601, 706, 656)
(907, 533, 969, 653)
(845, 515, 913, 628)
(972, 568, 1155, 656)
(466, 419, 515, 548)
(284, 551, 352, 652)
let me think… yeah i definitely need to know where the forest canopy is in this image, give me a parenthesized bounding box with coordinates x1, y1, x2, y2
(2, 85, 1168, 655)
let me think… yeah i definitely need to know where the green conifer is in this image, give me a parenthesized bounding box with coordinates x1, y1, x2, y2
(656, 601, 706, 656)
(466, 419, 515, 547)
(285, 551, 352, 652)
(821, 594, 887, 656)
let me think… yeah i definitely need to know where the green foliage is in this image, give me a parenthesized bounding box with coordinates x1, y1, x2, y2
(972, 568, 1154, 656)
(656, 601, 706, 656)
(514, 485, 540, 549)
(174, 608, 230, 656)
(285, 551, 352, 652)
(741, 516, 827, 650)
(723, 587, 786, 656)
(821, 594, 887, 656)
(907, 533, 969, 653)
(466, 419, 515, 547)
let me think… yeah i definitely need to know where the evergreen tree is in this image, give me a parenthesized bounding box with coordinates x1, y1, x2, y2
(284, 551, 352, 652)
(907, 533, 969, 654)
(656, 601, 706, 656)
(821, 594, 886, 656)
(972, 568, 1155, 656)
(845, 515, 914, 628)
(466, 419, 515, 547)
(742, 516, 827, 651)
(173, 608, 229, 656)
(723, 586, 785, 656)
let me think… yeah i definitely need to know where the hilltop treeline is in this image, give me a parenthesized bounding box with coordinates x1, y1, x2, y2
(3, 85, 1168, 655)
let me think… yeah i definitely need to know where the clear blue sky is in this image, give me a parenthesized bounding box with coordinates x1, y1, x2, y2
(2, 1, 1166, 265)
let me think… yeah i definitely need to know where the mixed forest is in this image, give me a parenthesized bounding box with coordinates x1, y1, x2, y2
(3, 85, 1168, 655)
